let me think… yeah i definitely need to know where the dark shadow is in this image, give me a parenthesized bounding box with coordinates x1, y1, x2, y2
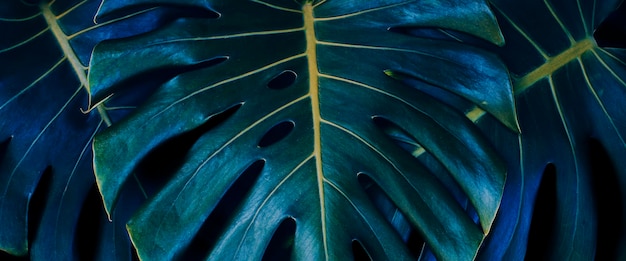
(352, 240, 372, 261)
(525, 164, 557, 260)
(261, 217, 296, 261)
(594, 3, 626, 48)
(28, 167, 53, 249)
(588, 139, 623, 260)
(74, 185, 103, 261)
(0, 137, 10, 161)
(0, 250, 28, 261)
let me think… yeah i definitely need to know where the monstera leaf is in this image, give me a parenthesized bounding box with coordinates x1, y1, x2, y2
(88, 0, 518, 260)
(480, 0, 626, 259)
(0, 0, 186, 259)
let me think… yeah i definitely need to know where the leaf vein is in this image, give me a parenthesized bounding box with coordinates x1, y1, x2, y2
(233, 154, 315, 258)
(151, 95, 309, 241)
(578, 57, 626, 145)
(0, 57, 67, 111)
(144, 27, 305, 47)
(0, 27, 49, 54)
(0, 85, 83, 212)
(250, 0, 302, 13)
(314, 0, 416, 21)
(143, 53, 307, 126)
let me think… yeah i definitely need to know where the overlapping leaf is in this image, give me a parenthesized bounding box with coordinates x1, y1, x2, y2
(0, 0, 179, 259)
(480, 0, 626, 259)
(90, 0, 518, 260)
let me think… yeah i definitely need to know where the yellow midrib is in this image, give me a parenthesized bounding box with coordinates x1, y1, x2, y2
(41, 3, 112, 126)
(515, 38, 596, 93)
(304, 3, 329, 259)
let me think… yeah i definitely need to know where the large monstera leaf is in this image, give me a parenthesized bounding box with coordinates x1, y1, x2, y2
(0, 0, 184, 259)
(481, 0, 626, 259)
(89, 0, 518, 260)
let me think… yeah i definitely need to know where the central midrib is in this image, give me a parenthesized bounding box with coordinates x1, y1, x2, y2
(41, 2, 112, 126)
(303, 2, 329, 259)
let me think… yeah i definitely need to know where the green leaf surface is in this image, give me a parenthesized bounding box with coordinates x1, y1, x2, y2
(482, 0, 626, 259)
(89, 0, 516, 260)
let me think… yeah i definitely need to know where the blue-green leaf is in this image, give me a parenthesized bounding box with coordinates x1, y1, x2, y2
(89, 0, 516, 260)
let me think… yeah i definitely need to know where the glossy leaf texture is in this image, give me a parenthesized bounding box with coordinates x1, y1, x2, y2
(89, 0, 518, 260)
(482, 0, 626, 259)
(0, 0, 186, 259)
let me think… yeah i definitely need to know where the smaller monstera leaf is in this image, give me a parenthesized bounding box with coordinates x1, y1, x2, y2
(484, 0, 626, 259)
(0, 1, 103, 258)
(0, 0, 187, 259)
(89, 0, 517, 260)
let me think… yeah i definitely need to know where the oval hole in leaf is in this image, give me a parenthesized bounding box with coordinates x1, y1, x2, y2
(262, 217, 296, 261)
(372, 116, 424, 158)
(74, 184, 103, 261)
(134, 103, 242, 199)
(357, 173, 422, 257)
(179, 159, 265, 260)
(258, 120, 295, 148)
(588, 139, 623, 260)
(352, 240, 372, 261)
(526, 163, 557, 260)
(267, 70, 297, 90)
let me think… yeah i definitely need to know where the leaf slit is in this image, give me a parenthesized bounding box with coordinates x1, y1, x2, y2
(526, 163, 557, 259)
(268, 70, 297, 89)
(134, 103, 242, 198)
(74, 184, 104, 261)
(372, 116, 425, 158)
(93, 56, 229, 109)
(258, 120, 295, 148)
(0, 136, 11, 161)
(357, 173, 423, 258)
(352, 239, 372, 261)
(261, 217, 296, 261)
(588, 138, 624, 260)
(27, 166, 53, 252)
(387, 26, 486, 45)
(179, 159, 266, 260)
(592, 3, 626, 48)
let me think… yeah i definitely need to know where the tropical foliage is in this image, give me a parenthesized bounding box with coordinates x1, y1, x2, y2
(0, 0, 624, 260)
